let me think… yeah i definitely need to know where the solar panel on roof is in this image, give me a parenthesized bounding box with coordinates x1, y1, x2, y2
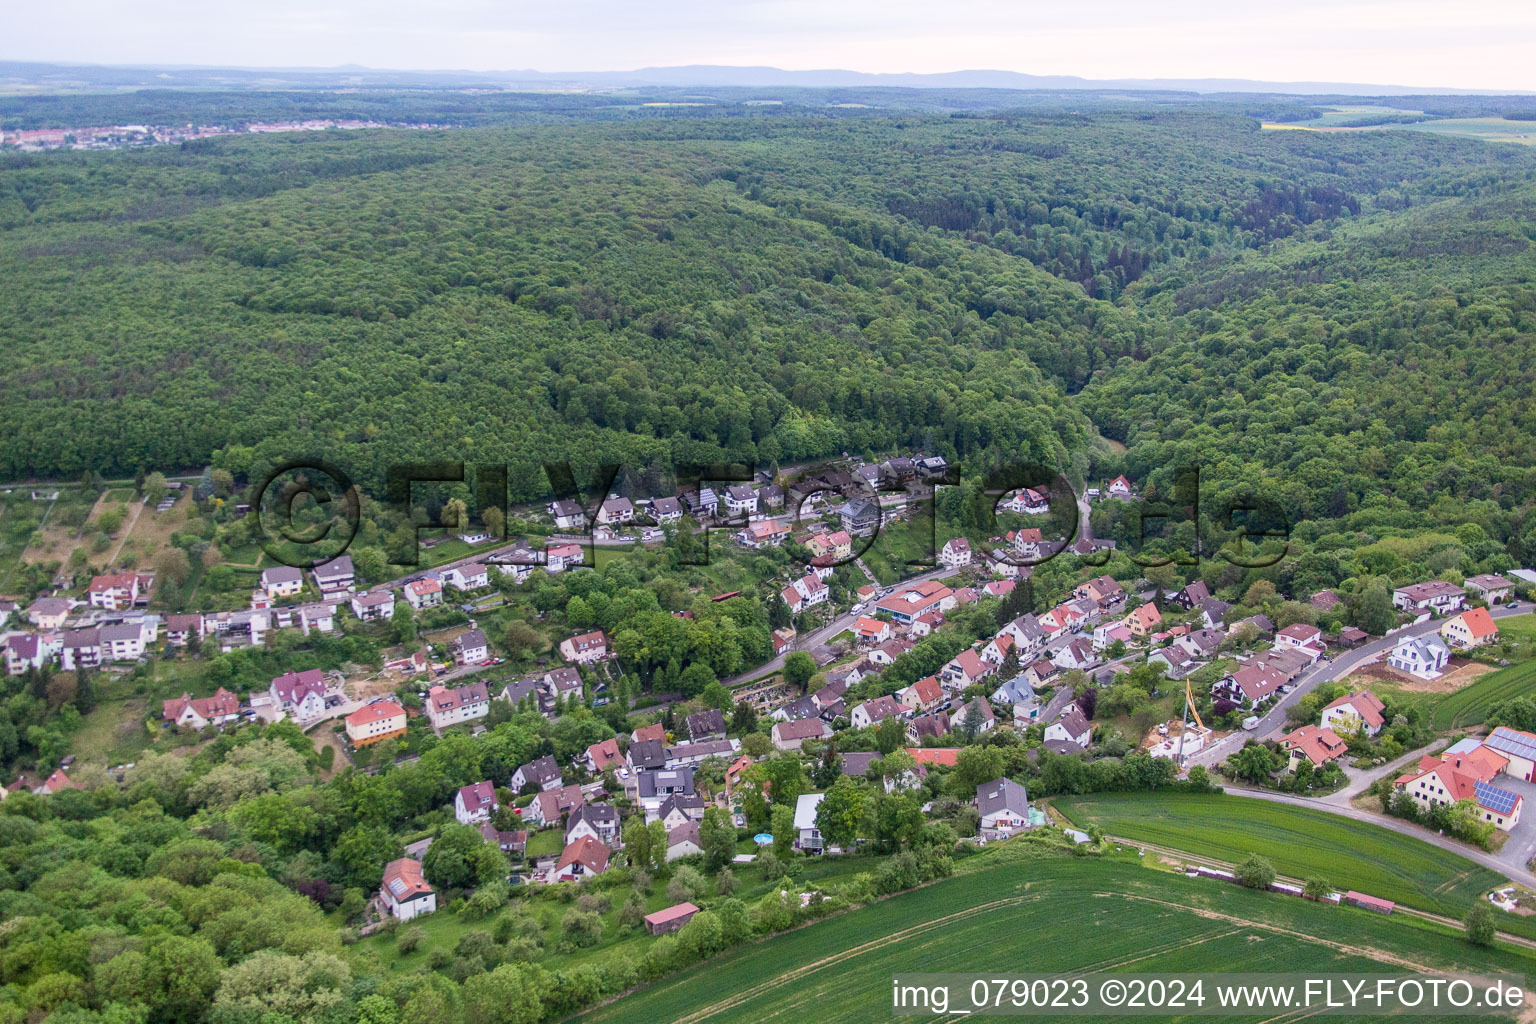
(1487, 728, 1536, 761)
(387, 878, 408, 897)
(1475, 780, 1520, 816)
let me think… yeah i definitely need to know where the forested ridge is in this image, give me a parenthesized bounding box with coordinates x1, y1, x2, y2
(3, 106, 1536, 538)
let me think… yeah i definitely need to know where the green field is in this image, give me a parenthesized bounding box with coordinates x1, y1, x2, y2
(573, 853, 1534, 1023)
(1052, 793, 1504, 919)
(1431, 659, 1536, 731)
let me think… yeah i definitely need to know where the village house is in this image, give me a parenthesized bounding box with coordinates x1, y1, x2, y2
(270, 668, 327, 719)
(738, 518, 789, 548)
(1275, 622, 1326, 659)
(559, 629, 608, 664)
(1105, 475, 1134, 499)
(345, 701, 407, 747)
(977, 777, 1031, 840)
(1171, 580, 1210, 609)
(161, 687, 240, 730)
(627, 738, 668, 772)
(991, 675, 1039, 721)
(723, 485, 758, 517)
(1441, 607, 1500, 649)
(454, 781, 498, 824)
(1199, 597, 1232, 631)
(404, 578, 443, 609)
(1147, 645, 1199, 680)
(1466, 573, 1516, 605)
(350, 589, 395, 622)
(380, 858, 435, 921)
(854, 616, 891, 645)
(26, 598, 72, 630)
(586, 737, 624, 773)
(851, 695, 904, 730)
(1123, 602, 1163, 637)
(771, 718, 831, 751)
(88, 571, 145, 611)
(868, 637, 914, 666)
(596, 496, 634, 526)
(479, 821, 527, 857)
(665, 738, 740, 769)
(1052, 638, 1097, 672)
(664, 821, 703, 861)
(1388, 633, 1451, 679)
(553, 835, 611, 881)
(453, 628, 489, 665)
(684, 708, 727, 743)
(1075, 575, 1126, 609)
(512, 755, 564, 793)
(940, 537, 972, 567)
(655, 793, 707, 832)
(1392, 580, 1466, 615)
(544, 542, 584, 573)
(1395, 743, 1523, 831)
(636, 768, 695, 818)
(956, 696, 996, 734)
(426, 681, 489, 730)
(261, 565, 305, 599)
(940, 648, 993, 690)
(1319, 690, 1386, 738)
(1213, 663, 1287, 707)
(549, 499, 586, 529)
(443, 563, 489, 591)
(525, 783, 584, 827)
(793, 792, 826, 852)
(781, 573, 830, 615)
(164, 613, 204, 646)
(566, 803, 621, 847)
(312, 555, 355, 595)
(1044, 705, 1092, 749)
(1281, 725, 1348, 771)
(836, 498, 881, 537)
(898, 675, 944, 715)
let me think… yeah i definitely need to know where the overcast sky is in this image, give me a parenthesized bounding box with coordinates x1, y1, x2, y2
(9, 0, 1536, 91)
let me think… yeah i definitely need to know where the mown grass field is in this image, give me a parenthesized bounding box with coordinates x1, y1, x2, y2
(1431, 658, 1536, 731)
(573, 853, 1534, 1023)
(1051, 793, 1504, 919)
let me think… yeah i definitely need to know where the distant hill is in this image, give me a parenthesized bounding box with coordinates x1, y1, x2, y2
(2, 59, 1529, 96)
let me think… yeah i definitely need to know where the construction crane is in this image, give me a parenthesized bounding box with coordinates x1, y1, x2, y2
(1174, 676, 1205, 767)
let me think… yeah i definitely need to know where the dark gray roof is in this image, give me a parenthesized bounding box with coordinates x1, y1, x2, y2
(976, 777, 1029, 818)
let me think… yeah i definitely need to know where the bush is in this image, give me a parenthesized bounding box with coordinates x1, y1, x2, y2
(396, 926, 425, 954)
(562, 909, 604, 947)
(1235, 853, 1276, 889)
(1466, 901, 1497, 947)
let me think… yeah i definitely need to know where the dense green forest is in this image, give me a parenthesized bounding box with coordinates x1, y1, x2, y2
(3, 101, 1536, 547)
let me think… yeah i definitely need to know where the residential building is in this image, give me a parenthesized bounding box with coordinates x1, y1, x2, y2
(1124, 602, 1162, 637)
(850, 695, 903, 730)
(525, 783, 584, 827)
(558, 631, 608, 666)
(1441, 607, 1499, 649)
(684, 708, 727, 742)
(1466, 574, 1516, 605)
(596, 496, 635, 526)
(1387, 634, 1451, 679)
(511, 755, 563, 793)
(454, 781, 498, 824)
(837, 498, 881, 537)
(793, 792, 826, 852)
(544, 542, 584, 573)
(1044, 705, 1092, 748)
(426, 681, 489, 730)
(312, 555, 355, 595)
(1394, 747, 1523, 831)
(780, 573, 830, 615)
(26, 598, 72, 630)
(586, 737, 624, 774)
(566, 803, 621, 847)
(553, 835, 611, 881)
(977, 777, 1031, 840)
(88, 571, 144, 611)
(664, 821, 702, 861)
(164, 613, 204, 646)
(350, 589, 395, 621)
(453, 628, 489, 665)
(444, 563, 489, 590)
(162, 688, 240, 730)
(1320, 690, 1386, 738)
(345, 701, 407, 747)
(549, 499, 585, 529)
(405, 578, 443, 609)
(1392, 580, 1466, 614)
(270, 669, 327, 719)
(261, 566, 305, 599)
(771, 718, 831, 751)
(1281, 725, 1348, 770)
(940, 537, 972, 567)
(380, 858, 435, 921)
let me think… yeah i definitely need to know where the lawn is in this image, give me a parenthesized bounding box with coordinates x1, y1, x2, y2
(1051, 792, 1505, 920)
(1430, 659, 1536, 731)
(525, 829, 566, 858)
(572, 852, 1536, 1023)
